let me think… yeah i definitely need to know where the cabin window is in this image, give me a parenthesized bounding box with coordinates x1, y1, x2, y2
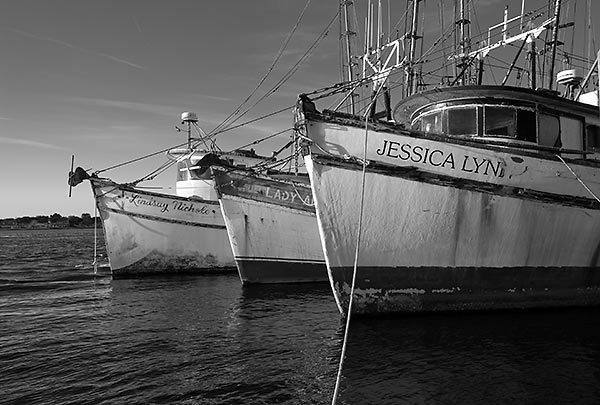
(421, 111, 444, 133)
(483, 107, 537, 142)
(484, 106, 516, 137)
(587, 125, 600, 151)
(587, 125, 600, 159)
(516, 109, 537, 142)
(189, 167, 211, 180)
(538, 113, 561, 147)
(560, 117, 583, 153)
(447, 107, 477, 135)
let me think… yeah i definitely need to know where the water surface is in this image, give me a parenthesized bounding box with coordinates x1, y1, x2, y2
(1, 228, 599, 404)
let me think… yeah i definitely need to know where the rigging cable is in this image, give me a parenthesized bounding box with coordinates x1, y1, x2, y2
(214, 8, 342, 135)
(94, 140, 191, 175)
(225, 128, 293, 154)
(211, 0, 312, 135)
(556, 155, 600, 203)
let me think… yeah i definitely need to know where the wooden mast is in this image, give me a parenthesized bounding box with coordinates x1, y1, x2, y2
(342, 0, 358, 114)
(548, 0, 563, 90)
(456, 0, 471, 85)
(406, 0, 421, 96)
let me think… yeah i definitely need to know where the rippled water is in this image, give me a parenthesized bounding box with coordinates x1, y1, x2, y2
(1, 228, 599, 404)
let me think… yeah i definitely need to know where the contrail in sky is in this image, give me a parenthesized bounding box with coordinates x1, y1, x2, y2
(133, 16, 143, 34)
(5, 27, 146, 70)
(0, 136, 66, 150)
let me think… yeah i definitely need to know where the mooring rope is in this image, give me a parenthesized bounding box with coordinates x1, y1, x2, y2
(556, 154, 600, 203)
(93, 203, 98, 275)
(331, 113, 371, 405)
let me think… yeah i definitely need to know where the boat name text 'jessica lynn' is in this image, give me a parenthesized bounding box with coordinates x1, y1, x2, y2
(376, 139, 506, 178)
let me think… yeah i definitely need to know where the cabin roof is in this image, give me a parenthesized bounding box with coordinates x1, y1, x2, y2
(393, 85, 600, 125)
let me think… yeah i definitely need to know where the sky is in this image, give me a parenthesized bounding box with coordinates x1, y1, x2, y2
(0, 0, 598, 218)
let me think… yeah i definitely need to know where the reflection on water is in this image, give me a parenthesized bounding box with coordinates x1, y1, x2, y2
(339, 308, 600, 404)
(225, 283, 341, 403)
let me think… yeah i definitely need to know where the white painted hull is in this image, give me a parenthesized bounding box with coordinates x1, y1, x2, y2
(300, 110, 600, 315)
(91, 178, 235, 277)
(213, 170, 327, 283)
(307, 157, 600, 269)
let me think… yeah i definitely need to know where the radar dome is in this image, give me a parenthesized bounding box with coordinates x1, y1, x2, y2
(181, 112, 198, 122)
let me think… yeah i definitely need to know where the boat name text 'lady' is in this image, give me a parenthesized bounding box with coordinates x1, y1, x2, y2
(264, 187, 314, 206)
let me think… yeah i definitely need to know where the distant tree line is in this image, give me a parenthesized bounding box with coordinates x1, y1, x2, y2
(0, 213, 101, 229)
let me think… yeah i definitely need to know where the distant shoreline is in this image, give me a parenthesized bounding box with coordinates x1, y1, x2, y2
(0, 224, 101, 231)
(0, 214, 101, 230)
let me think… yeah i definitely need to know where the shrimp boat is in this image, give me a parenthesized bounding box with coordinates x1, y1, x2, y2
(212, 165, 327, 284)
(297, 0, 600, 315)
(69, 112, 269, 277)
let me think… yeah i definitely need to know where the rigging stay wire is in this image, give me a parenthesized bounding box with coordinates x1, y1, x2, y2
(224, 127, 293, 154)
(211, 0, 313, 136)
(98, 0, 581, 182)
(94, 140, 191, 175)
(94, 2, 333, 182)
(213, 8, 342, 136)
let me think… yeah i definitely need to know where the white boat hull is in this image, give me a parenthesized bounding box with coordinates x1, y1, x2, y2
(91, 178, 235, 277)
(213, 169, 327, 284)
(300, 104, 600, 315)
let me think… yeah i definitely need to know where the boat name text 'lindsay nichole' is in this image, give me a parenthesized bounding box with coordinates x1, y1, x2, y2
(376, 139, 506, 178)
(125, 194, 211, 215)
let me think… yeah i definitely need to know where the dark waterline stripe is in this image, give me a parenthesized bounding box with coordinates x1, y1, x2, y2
(235, 255, 325, 265)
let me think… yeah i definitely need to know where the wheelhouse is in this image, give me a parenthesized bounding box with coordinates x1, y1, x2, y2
(394, 86, 600, 159)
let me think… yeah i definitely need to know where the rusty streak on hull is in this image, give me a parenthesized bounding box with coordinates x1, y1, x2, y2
(91, 178, 235, 276)
(330, 266, 600, 315)
(213, 167, 327, 284)
(311, 154, 600, 211)
(113, 253, 237, 279)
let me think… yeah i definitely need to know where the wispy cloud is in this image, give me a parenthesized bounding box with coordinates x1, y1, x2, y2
(67, 96, 237, 124)
(6, 27, 146, 70)
(132, 16, 143, 34)
(189, 93, 233, 102)
(66, 96, 183, 117)
(0, 136, 65, 150)
(0, 117, 11, 120)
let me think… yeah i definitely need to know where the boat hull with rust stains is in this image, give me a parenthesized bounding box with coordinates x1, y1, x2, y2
(213, 168, 327, 284)
(91, 178, 236, 277)
(297, 86, 600, 315)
